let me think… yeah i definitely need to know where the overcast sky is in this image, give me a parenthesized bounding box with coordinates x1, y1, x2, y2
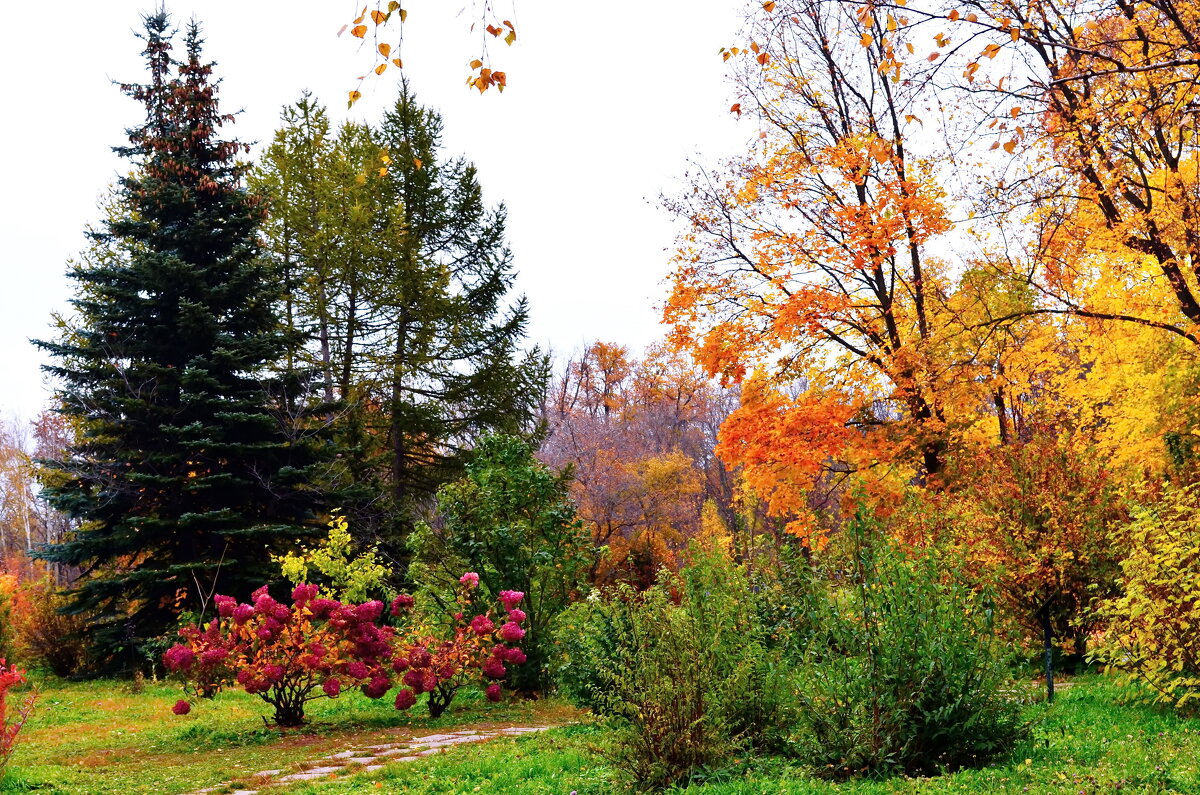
(0, 1, 749, 421)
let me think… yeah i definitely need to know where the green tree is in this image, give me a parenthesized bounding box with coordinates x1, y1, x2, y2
(35, 13, 319, 669)
(414, 434, 593, 693)
(254, 84, 548, 554)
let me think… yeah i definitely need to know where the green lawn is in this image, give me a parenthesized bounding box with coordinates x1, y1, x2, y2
(3, 675, 1199, 794)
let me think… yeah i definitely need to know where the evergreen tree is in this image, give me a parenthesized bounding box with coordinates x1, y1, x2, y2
(255, 85, 548, 554)
(35, 13, 319, 668)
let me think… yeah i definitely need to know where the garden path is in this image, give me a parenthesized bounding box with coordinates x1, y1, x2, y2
(190, 725, 551, 794)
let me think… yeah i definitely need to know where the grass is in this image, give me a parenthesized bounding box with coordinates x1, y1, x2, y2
(0, 674, 576, 794)
(3, 674, 1200, 794)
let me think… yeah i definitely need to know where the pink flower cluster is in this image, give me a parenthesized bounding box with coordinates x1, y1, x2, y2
(165, 575, 530, 724)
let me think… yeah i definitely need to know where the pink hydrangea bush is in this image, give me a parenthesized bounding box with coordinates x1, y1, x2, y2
(390, 578, 527, 717)
(164, 584, 395, 726)
(165, 576, 528, 726)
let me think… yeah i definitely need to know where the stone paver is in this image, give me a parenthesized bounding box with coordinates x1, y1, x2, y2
(185, 725, 552, 794)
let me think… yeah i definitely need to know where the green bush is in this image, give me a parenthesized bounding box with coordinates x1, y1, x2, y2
(790, 512, 1028, 777)
(556, 546, 797, 790)
(1093, 483, 1200, 712)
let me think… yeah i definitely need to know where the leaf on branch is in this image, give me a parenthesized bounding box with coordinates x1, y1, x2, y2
(471, 59, 483, 69)
(348, 90, 362, 108)
(763, 1, 777, 10)
(351, 25, 368, 38)
(371, 10, 388, 24)
(375, 63, 388, 75)
(861, 33, 874, 48)
(379, 43, 392, 57)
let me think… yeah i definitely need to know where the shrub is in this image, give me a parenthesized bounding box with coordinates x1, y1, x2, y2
(411, 433, 594, 693)
(165, 583, 397, 726)
(391, 576, 527, 717)
(0, 659, 35, 778)
(1093, 484, 1200, 712)
(275, 514, 392, 603)
(557, 546, 794, 790)
(790, 512, 1027, 777)
(10, 578, 87, 677)
(166, 574, 525, 725)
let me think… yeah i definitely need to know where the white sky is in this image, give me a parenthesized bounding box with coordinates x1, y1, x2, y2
(0, 1, 749, 422)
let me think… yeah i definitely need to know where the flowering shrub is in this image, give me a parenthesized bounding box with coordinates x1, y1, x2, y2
(166, 574, 526, 725)
(390, 575, 527, 717)
(165, 584, 396, 726)
(0, 659, 35, 777)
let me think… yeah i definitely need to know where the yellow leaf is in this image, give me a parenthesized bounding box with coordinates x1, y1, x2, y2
(505, 30, 516, 45)
(1011, 28, 1020, 42)
(393, 57, 403, 67)
(860, 33, 874, 48)
(351, 24, 368, 38)
(387, 1, 400, 10)
(378, 43, 391, 57)
(399, 9, 408, 22)
(375, 63, 388, 75)
(379, 167, 388, 177)
(906, 42, 915, 54)
(887, 14, 897, 31)
(348, 90, 362, 107)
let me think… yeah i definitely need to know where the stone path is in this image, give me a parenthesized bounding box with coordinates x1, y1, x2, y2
(190, 726, 551, 794)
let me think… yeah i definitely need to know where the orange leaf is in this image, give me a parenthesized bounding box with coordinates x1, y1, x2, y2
(763, 1, 777, 10)
(989, 140, 1001, 150)
(413, 157, 423, 169)
(399, 8, 407, 21)
(375, 63, 388, 75)
(351, 24, 368, 38)
(927, 51, 940, 61)
(378, 43, 392, 57)
(370, 10, 388, 24)
(393, 58, 403, 67)
(860, 33, 874, 48)
(470, 59, 483, 69)
(1010, 27, 1020, 42)
(948, 9, 960, 20)
(730, 102, 743, 116)
(1002, 139, 1016, 153)
(983, 43, 1001, 58)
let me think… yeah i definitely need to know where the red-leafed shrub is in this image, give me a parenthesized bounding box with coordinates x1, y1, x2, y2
(0, 659, 35, 777)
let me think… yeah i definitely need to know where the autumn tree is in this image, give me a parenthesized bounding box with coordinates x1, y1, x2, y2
(35, 14, 320, 666)
(541, 342, 738, 586)
(665, 0, 968, 544)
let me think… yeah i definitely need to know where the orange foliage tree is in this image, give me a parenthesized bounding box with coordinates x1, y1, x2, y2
(664, 0, 966, 542)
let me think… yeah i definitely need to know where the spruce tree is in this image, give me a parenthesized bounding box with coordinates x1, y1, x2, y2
(35, 14, 318, 667)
